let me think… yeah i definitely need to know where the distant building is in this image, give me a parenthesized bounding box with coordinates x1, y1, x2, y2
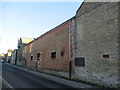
(17, 37, 33, 66)
(11, 49, 18, 65)
(4, 54, 7, 61)
(0, 53, 5, 60)
(18, 37, 33, 48)
(6, 49, 13, 63)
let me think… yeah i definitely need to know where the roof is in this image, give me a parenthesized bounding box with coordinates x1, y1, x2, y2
(20, 37, 33, 44)
(25, 17, 75, 46)
(8, 49, 13, 52)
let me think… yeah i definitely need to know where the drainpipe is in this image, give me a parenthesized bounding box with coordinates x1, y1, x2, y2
(35, 40, 38, 71)
(69, 19, 72, 79)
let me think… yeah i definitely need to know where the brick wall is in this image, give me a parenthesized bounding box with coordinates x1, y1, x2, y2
(23, 18, 75, 72)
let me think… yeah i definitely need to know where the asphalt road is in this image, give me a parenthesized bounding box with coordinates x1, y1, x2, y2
(2, 63, 75, 89)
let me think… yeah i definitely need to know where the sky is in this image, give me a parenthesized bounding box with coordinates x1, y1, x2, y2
(0, 1, 83, 54)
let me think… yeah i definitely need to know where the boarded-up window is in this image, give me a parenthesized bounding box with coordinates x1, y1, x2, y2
(75, 57, 85, 66)
(61, 51, 64, 57)
(31, 56, 33, 60)
(51, 52, 56, 59)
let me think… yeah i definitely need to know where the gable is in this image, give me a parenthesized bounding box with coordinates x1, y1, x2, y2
(76, 2, 105, 17)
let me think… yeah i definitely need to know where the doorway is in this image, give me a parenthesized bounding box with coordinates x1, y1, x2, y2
(36, 52, 41, 70)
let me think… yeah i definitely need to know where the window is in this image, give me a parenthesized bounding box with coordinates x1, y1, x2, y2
(31, 56, 33, 60)
(61, 51, 64, 56)
(37, 53, 40, 58)
(51, 52, 56, 59)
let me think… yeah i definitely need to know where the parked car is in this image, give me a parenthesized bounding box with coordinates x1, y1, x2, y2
(0, 60, 5, 63)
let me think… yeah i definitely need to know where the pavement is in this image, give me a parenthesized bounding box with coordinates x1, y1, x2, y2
(2, 63, 100, 89)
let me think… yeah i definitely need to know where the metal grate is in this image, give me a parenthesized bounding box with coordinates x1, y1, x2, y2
(75, 57, 85, 66)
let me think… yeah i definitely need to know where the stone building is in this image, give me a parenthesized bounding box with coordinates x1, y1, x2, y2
(17, 1, 119, 88)
(17, 37, 33, 66)
(6, 49, 13, 63)
(0, 53, 5, 60)
(11, 49, 18, 65)
(74, 2, 119, 88)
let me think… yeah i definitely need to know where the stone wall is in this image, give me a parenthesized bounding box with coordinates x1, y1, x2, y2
(118, 1, 120, 88)
(75, 2, 119, 88)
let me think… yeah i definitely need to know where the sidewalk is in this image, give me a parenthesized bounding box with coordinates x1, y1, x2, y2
(7, 63, 99, 89)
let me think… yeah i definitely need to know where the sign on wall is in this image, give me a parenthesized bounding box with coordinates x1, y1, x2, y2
(75, 57, 85, 66)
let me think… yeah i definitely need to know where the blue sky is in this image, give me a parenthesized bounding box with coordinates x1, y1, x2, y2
(0, 1, 83, 54)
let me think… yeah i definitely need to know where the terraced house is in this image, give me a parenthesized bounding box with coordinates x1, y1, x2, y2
(17, 1, 120, 88)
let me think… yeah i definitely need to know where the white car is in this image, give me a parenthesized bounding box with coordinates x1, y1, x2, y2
(0, 60, 5, 63)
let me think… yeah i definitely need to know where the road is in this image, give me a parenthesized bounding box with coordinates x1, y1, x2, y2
(2, 63, 75, 89)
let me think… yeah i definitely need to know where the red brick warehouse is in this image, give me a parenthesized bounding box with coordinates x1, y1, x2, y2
(22, 17, 75, 72)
